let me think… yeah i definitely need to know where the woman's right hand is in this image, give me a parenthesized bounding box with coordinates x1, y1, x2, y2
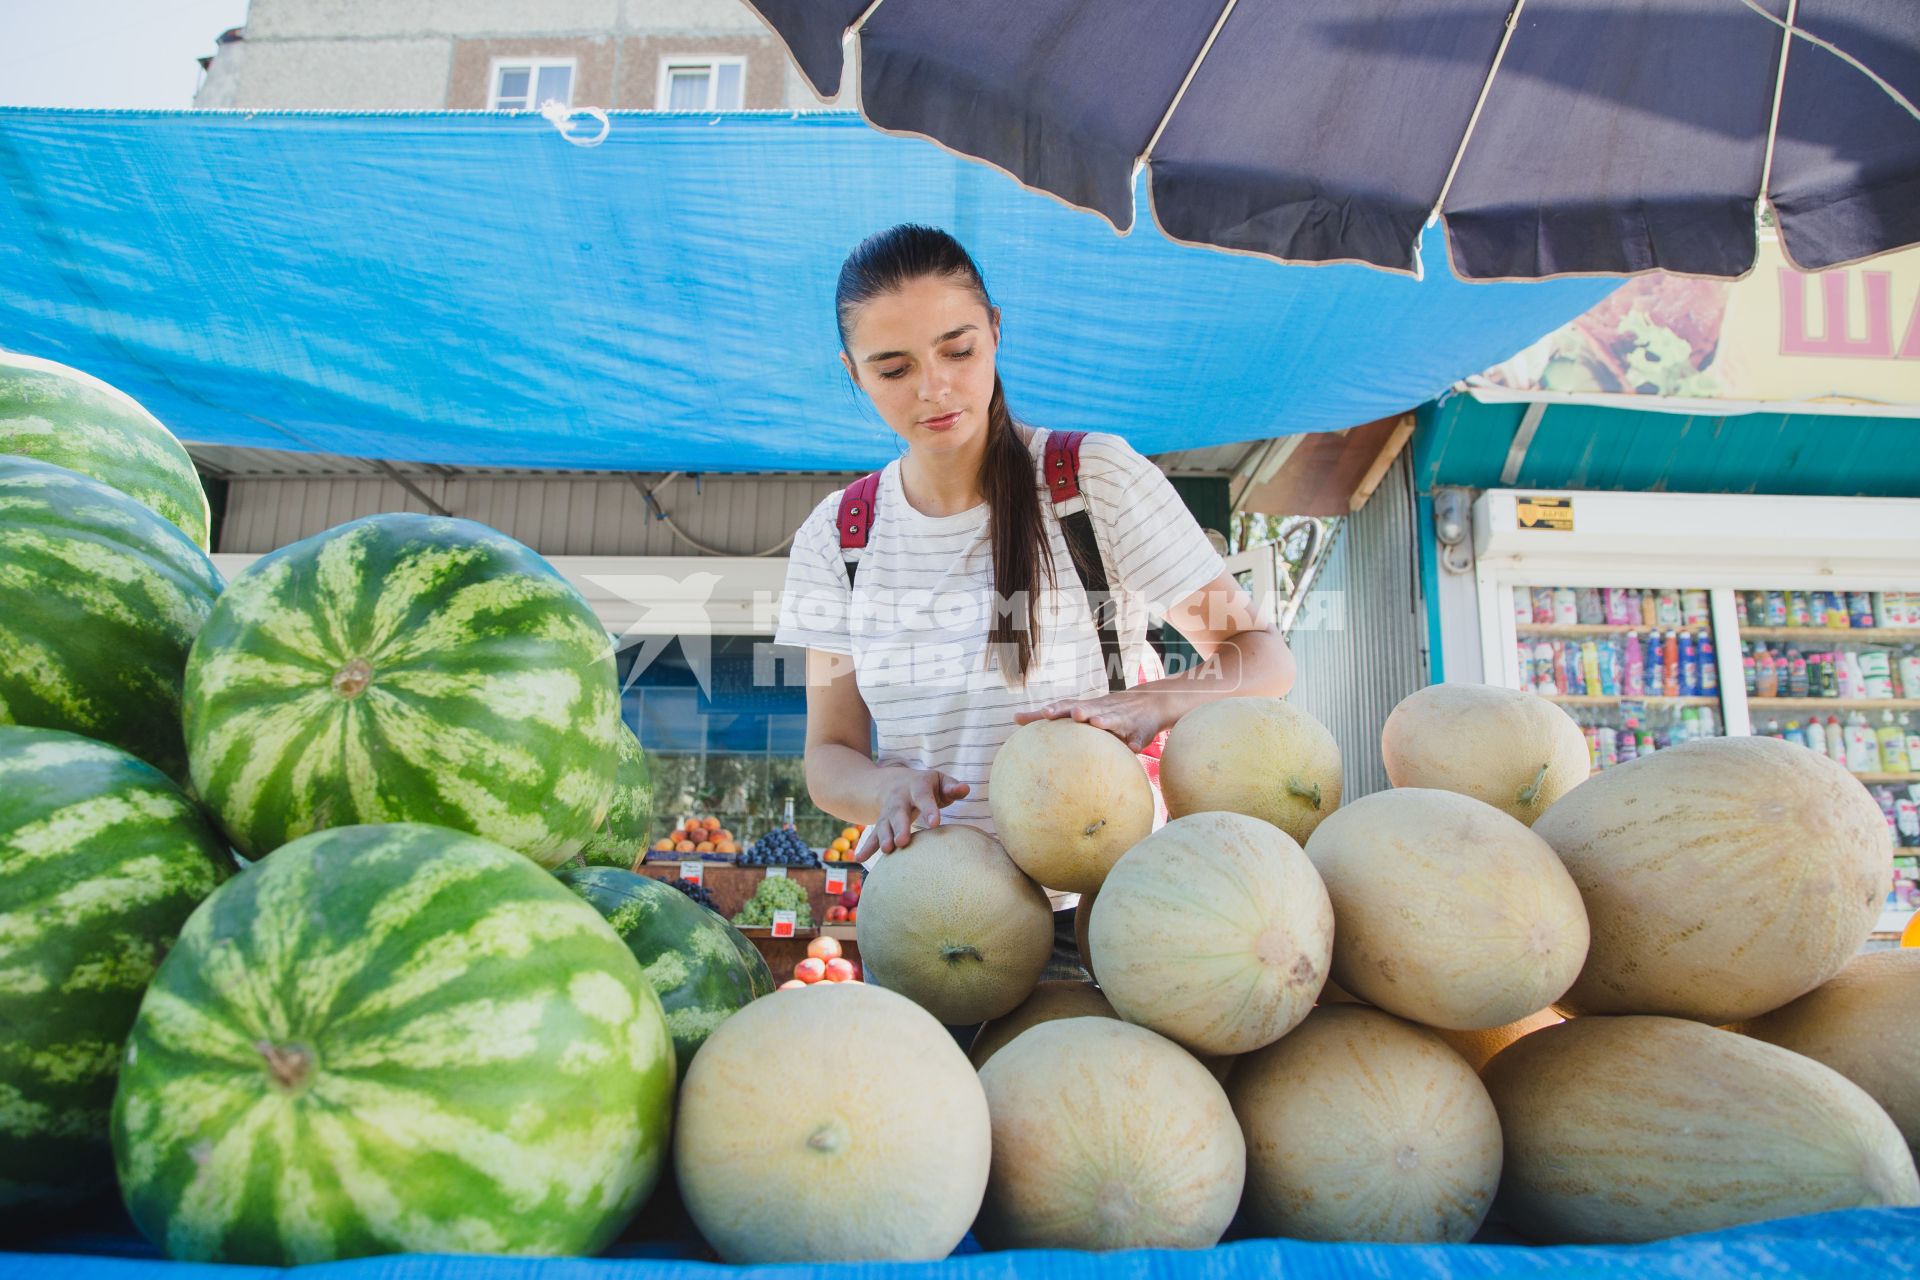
(857, 768, 971, 861)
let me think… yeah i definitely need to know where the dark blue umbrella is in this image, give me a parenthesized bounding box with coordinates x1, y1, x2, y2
(744, 0, 1920, 280)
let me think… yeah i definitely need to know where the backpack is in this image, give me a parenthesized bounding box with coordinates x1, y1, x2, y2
(836, 429, 1126, 695)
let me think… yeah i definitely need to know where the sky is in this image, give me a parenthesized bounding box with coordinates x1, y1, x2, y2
(0, 0, 253, 109)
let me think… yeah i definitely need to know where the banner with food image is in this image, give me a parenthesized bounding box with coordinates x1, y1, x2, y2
(1464, 237, 1920, 417)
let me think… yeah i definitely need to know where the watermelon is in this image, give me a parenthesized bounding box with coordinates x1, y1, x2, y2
(110, 822, 676, 1265)
(560, 866, 774, 1072)
(182, 514, 619, 867)
(0, 352, 211, 550)
(0, 726, 231, 1212)
(578, 720, 654, 869)
(0, 458, 224, 784)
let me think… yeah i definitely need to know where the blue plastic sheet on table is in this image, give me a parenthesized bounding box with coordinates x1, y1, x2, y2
(0, 109, 1621, 473)
(6, 1202, 1917, 1279)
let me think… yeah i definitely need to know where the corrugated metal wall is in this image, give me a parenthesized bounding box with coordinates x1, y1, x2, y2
(218, 474, 854, 557)
(1284, 451, 1429, 799)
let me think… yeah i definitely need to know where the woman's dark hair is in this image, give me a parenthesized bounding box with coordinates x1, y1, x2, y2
(835, 224, 1055, 684)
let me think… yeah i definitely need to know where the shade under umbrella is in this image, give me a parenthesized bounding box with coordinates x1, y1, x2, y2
(744, 0, 1920, 280)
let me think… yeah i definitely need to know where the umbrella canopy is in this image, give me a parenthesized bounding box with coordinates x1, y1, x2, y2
(0, 110, 1615, 472)
(745, 0, 1920, 280)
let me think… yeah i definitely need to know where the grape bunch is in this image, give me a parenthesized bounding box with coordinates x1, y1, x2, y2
(731, 875, 813, 928)
(736, 826, 822, 869)
(667, 877, 719, 913)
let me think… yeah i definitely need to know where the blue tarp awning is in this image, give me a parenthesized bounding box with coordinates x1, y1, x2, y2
(0, 109, 1618, 472)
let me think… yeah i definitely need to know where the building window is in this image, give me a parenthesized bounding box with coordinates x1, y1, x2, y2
(489, 58, 575, 111)
(657, 56, 745, 111)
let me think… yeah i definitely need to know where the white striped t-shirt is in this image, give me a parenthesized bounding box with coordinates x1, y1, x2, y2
(773, 428, 1224, 892)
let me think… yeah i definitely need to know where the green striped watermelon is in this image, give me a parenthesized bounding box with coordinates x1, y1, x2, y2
(0, 726, 231, 1211)
(183, 514, 619, 867)
(0, 352, 211, 550)
(560, 866, 774, 1073)
(578, 720, 654, 869)
(0, 458, 224, 785)
(111, 822, 676, 1264)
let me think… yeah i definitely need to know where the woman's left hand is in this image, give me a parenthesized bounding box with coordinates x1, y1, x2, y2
(1013, 691, 1170, 754)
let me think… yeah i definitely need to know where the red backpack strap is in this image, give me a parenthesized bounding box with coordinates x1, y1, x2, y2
(1042, 430, 1125, 692)
(1045, 429, 1087, 505)
(837, 471, 883, 585)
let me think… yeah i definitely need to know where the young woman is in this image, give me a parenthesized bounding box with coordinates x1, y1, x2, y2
(774, 224, 1296, 884)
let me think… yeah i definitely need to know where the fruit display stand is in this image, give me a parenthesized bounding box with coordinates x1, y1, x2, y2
(8, 1203, 1915, 1277)
(636, 860, 864, 977)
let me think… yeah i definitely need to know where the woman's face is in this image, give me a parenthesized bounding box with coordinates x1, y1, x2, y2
(840, 275, 1001, 458)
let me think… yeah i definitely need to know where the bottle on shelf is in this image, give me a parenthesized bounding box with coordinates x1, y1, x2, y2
(1806, 715, 1828, 758)
(1661, 632, 1679, 697)
(1597, 725, 1619, 769)
(1581, 640, 1603, 697)
(1553, 586, 1579, 626)
(1788, 591, 1812, 628)
(1782, 719, 1806, 749)
(1809, 591, 1830, 628)
(1818, 650, 1840, 699)
(1879, 711, 1911, 774)
(1897, 795, 1920, 848)
(1682, 589, 1710, 628)
(1576, 588, 1605, 626)
(1845, 711, 1881, 775)
(1827, 590, 1853, 630)
(1697, 631, 1718, 696)
(1618, 718, 1640, 764)
(1534, 640, 1557, 696)
(1786, 648, 1809, 699)
(1825, 714, 1849, 767)
(1861, 648, 1894, 700)
(1677, 631, 1698, 696)
(1765, 589, 1788, 626)
(1742, 644, 1757, 696)
(1761, 718, 1782, 740)
(1623, 632, 1645, 698)
(1597, 639, 1620, 696)
(1867, 590, 1892, 629)
(1531, 587, 1555, 624)
(1656, 590, 1682, 628)
(1903, 713, 1920, 771)
(1740, 590, 1765, 628)
(1636, 724, 1656, 758)
(1514, 593, 1533, 628)
(1697, 704, 1718, 738)
(1838, 650, 1868, 700)
(1756, 644, 1780, 698)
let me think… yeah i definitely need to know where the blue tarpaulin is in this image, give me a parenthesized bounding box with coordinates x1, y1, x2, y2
(6, 1207, 1917, 1278)
(0, 109, 1619, 471)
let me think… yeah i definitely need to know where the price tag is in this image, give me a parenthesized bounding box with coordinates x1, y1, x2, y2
(765, 866, 788, 880)
(823, 865, 848, 894)
(771, 909, 797, 939)
(678, 861, 703, 885)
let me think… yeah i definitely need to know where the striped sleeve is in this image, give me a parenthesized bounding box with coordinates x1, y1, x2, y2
(773, 491, 855, 655)
(1077, 432, 1225, 617)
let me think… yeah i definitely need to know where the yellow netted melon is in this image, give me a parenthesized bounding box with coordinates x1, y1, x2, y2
(854, 824, 1052, 1025)
(1381, 683, 1590, 824)
(988, 719, 1154, 894)
(976, 1017, 1245, 1251)
(1731, 949, 1918, 1156)
(1303, 788, 1589, 1030)
(1230, 1006, 1503, 1242)
(1482, 1015, 1919, 1242)
(1533, 736, 1890, 1023)
(1089, 811, 1333, 1055)
(969, 980, 1115, 1069)
(674, 982, 990, 1262)
(1431, 1008, 1565, 1073)
(1159, 698, 1343, 843)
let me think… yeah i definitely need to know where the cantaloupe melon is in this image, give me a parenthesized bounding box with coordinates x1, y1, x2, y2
(1230, 1006, 1503, 1242)
(1533, 736, 1890, 1023)
(989, 719, 1154, 894)
(969, 980, 1115, 1069)
(1381, 684, 1590, 824)
(1302, 789, 1589, 1030)
(854, 824, 1052, 1025)
(1731, 949, 1918, 1156)
(976, 1017, 1245, 1251)
(1159, 699, 1343, 843)
(1431, 1008, 1565, 1073)
(1482, 1015, 1919, 1243)
(1073, 886, 1097, 984)
(674, 982, 990, 1262)
(1089, 812, 1333, 1055)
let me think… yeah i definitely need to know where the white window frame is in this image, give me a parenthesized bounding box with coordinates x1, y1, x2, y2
(655, 55, 747, 111)
(487, 57, 577, 111)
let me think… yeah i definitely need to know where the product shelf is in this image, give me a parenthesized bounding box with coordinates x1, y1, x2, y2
(1543, 695, 1720, 707)
(1516, 624, 1645, 637)
(1739, 627, 1920, 643)
(1854, 772, 1920, 785)
(1746, 697, 1920, 712)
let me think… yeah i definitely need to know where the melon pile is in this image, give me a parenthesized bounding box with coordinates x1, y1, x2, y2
(855, 688, 1917, 1252)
